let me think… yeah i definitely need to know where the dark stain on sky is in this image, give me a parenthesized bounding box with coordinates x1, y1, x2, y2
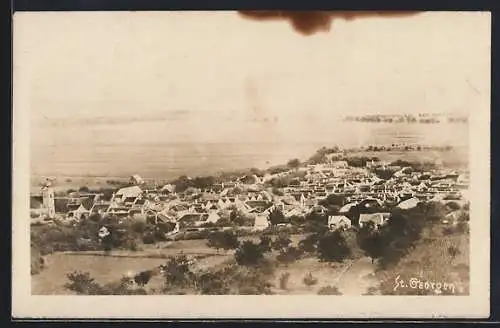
(238, 11, 422, 35)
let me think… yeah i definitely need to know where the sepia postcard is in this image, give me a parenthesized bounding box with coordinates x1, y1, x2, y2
(12, 10, 490, 319)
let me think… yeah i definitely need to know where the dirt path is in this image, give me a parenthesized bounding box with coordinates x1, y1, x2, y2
(335, 257, 378, 295)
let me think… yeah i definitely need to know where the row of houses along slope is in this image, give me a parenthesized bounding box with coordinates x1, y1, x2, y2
(30, 154, 469, 234)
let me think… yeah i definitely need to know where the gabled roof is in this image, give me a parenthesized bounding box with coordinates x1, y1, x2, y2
(397, 197, 420, 209)
(116, 186, 142, 198)
(201, 193, 219, 201)
(328, 215, 351, 225)
(81, 198, 94, 210)
(359, 213, 390, 224)
(178, 213, 205, 223)
(339, 202, 358, 213)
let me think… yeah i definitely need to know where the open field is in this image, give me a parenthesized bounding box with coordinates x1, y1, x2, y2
(32, 237, 237, 294)
(270, 257, 377, 295)
(32, 233, 379, 295)
(30, 147, 468, 194)
(30, 176, 131, 194)
(32, 253, 168, 294)
(350, 148, 469, 169)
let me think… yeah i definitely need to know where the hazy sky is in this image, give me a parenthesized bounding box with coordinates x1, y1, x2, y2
(14, 11, 490, 151)
(16, 11, 490, 117)
(14, 11, 489, 178)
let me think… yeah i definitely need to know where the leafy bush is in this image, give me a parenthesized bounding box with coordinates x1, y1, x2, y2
(271, 232, 292, 251)
(272, 187, 284, 196)
(308, 151, 328, 165)
(31, 244, 45, 275)
(323, 194, 347, 207)
(447, 246, 461, 259)
(192, 261, 274, 295)
(356, 221, 384, 263)
(142, 232, 156, 244)
(289, 215, 306, 226)
(206, 231, 240, 253)
(287, 158, 301, 169)
(184, 229, 211, 240)
(446, 202, 461, 211)
(235, 241, 265, 266)
(197, 271, 230, 295)
(233, 268, 274, 295)
(389, 159, 436, 172)
(345, 156, 375, 168)
(279, 272, 291, 290)
(31, 222, 98, 254)
(131, 220, 148, 234)
(258, 235, 273, 253)
(372, 168, 396, 180)
(263, 225, 298, 235)
(65, 271, 102, 295)
(229, 209, 246, 226)
(376, 211, 425, 268)
(88, 214, 102, 222)
(126, 238, 139, 251)
(276, 246, 303, 264)
(317, 230, 351, 262)
(162, 255, 197, 289)
(304, 213, 328, 234)
(303, 272, 318, 287)
(317, 285, 342, 295)
(156, 222, 176, 233)
(363, 286, 380, 295)
(65, 271, 150, 295)
(269, 208, 286, 226)
(298, 233, 319, 254)
(442, 222, 469, 236)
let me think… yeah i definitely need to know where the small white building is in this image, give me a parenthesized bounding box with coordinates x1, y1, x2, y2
(41, 185, 56, 219)
(328, 215, 352, 231)
(130, 174, 145, 185)
(113, 186, 143, 203)
(206, 211, 221, 224)
(397, 197, 420, 210)
(359, 213, 390, 228)
(253, 214, 270, 231)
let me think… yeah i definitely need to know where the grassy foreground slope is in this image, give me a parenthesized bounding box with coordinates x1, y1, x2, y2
(374, 223, 469, 295)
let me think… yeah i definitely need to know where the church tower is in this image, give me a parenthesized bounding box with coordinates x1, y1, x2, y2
(41, 180, 55, 218)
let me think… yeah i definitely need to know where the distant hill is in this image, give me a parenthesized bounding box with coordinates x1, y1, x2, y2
(343, 113, 468, 124)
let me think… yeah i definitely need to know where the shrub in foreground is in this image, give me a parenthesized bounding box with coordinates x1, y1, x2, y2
(303, 272, 318, 287)
(279, 272, 291, 290)
(317, 230, 351, 262)
(64, 271, 103, 295)
(317, 285, 342, 295)
(162, 255, 197, 289)
(235, 241, 265, 266)
(206, 231, 240, 253)
(276, 246, 303, 265)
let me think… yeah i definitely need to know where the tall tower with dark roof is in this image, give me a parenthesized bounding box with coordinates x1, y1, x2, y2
(41, 180, 55, 218)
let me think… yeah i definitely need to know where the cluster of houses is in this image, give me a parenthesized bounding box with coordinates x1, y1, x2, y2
(30, 156, 470, 234)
